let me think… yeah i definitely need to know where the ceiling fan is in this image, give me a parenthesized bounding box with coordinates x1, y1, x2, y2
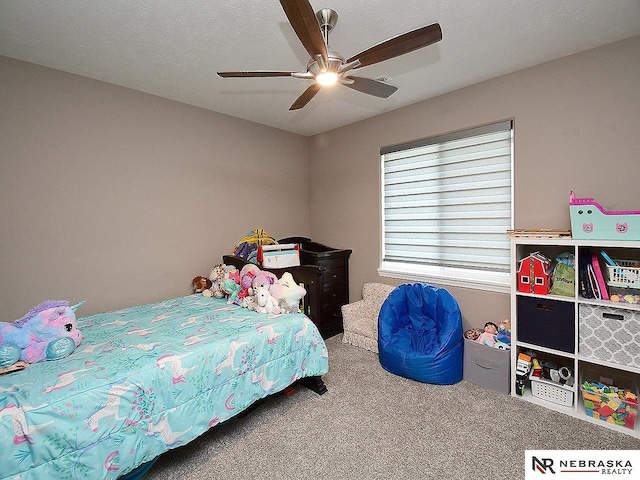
(217, 0, 442, 110)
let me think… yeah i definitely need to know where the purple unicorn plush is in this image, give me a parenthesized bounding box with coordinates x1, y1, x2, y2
(0, 300, 84, 369)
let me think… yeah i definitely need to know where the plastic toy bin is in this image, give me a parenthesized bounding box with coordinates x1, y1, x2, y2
(580, 369, 638, 430)
(529, 373, 574, 407)
(604, 258, 640, 303)
(605, 259, 640, 287)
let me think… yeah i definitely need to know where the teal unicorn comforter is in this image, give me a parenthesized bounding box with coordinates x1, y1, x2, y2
(0, 295, 329, 479)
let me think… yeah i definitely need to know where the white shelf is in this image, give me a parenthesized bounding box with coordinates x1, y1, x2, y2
(578, 297, 640, 312)
(517, 341, 575, 359)
(510, 237, 640, 439)
(515, 290, 575, 303)
(576, 354, 640, 375)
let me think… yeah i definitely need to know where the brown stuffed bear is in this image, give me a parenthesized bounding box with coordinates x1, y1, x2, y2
(192, 276, 212, 293)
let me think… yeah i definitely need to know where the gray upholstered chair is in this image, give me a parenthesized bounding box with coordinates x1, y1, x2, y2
(341, 283, 396, 353)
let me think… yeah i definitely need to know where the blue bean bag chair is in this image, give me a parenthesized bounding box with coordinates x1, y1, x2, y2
(378, 283, 463, 384)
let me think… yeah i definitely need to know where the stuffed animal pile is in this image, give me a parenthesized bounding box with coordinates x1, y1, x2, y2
(463, 318, 511, 350)
(192, 263, 306, 316)
(0, 300, 84, 369)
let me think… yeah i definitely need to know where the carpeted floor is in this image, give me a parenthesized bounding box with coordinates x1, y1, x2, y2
(144, 335, 640, 479)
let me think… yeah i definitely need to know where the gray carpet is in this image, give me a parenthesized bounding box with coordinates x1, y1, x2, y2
(145, 335, 640, 479)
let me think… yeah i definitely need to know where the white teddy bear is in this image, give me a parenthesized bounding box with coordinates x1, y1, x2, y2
(255, 287, 281, 315)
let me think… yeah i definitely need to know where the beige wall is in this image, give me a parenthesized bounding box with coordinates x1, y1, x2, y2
(2, 35, 639, 327)
(0, 56, 310, 319)
(308, 35, 640, 330)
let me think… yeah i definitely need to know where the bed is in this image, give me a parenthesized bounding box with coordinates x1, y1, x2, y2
(0, 288, 329, 479)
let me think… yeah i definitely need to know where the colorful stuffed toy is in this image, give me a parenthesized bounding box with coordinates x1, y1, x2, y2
(0, 300, 84, 368)
(221, 266, 242, 305)
(463, 328, 483, 341)
(495, 319, 511, 345)
(252, 270, 278, 292)
(203, 264, 227, 298)
(241, 295, 258, 311)
(271, 272, 307, 313)
(238, 264, 260, 301)
(255, 287, 281, 315)
(192, 276, 212, 293)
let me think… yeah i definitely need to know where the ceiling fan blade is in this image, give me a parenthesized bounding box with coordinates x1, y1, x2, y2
(347, 23, 442, 68)
(280, 0, 328, 62)
(217, 71, 297, 78)
(343, 76, 398, 98)
(290, 83, 322, 110)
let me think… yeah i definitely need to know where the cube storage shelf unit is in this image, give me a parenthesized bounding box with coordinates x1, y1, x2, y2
(510, 237, 640, 438)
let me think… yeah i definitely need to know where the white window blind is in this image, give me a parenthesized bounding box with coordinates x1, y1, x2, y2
(380, 121, 513, 292)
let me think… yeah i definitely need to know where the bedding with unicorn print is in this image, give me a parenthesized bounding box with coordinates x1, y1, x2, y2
(0, 294, 329, 480)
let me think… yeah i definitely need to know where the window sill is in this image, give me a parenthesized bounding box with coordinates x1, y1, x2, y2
(378, 262, 511, 294)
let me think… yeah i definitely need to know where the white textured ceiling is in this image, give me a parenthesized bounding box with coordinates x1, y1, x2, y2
(1, 1, 639, 136)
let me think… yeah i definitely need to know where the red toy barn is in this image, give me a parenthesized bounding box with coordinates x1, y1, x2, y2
(517, 252, 553, 294)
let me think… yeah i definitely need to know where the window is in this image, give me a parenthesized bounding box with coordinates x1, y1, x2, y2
(379, 120, 513, 293)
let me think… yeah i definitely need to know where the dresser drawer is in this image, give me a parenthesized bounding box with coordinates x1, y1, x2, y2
(312, 256, 345, 269)
(320, 307, 343, 337)
(322, 292, 346, 313)
(322, 267, 345, 289)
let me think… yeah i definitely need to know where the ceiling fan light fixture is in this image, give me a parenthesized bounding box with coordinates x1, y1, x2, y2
(217, 1, 443, 110)
(316, 71, 339, 86)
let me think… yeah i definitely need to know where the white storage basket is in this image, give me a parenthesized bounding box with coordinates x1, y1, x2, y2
(605, 258, 640, 288)
(529, 374, 574, 407)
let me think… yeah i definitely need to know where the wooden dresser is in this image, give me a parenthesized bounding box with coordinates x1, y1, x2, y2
(279, 237, 352, 339)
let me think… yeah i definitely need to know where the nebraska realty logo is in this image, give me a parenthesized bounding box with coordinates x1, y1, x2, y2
(526, 451, 638, 479)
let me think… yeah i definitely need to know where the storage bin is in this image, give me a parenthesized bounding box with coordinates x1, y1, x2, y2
(604, 258, 640, 303)
(607, 284, 640, 304)
(462, 338, 510, 394)
(581, 369, 638, 430)
(260, 243, 300, 268)
(604, 258, 640, 288)
(579, 304, 640, 369)
(529, 373, 574, 406)
(517, 296, 575, 353)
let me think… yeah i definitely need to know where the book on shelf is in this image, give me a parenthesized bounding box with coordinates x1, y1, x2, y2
(587, 263, 601, 300)
(579, 249, 595, 299)
(591, 254, 610, 301)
